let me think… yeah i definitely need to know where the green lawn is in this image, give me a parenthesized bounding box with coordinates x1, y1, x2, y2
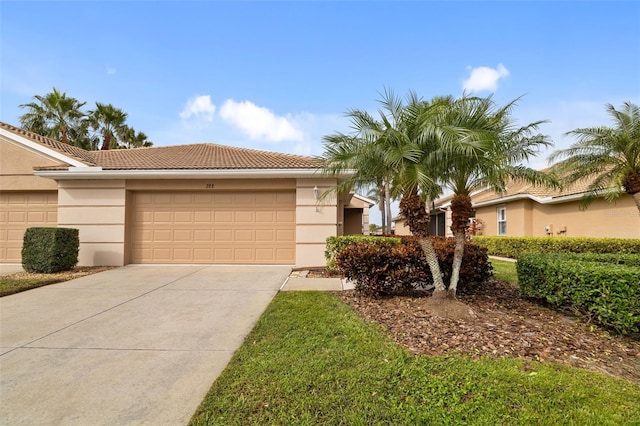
(190, 292, 640, 425)
(490, 258, 518, 285)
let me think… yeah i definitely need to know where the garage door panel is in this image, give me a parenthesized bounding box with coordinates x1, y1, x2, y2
(255, 229, 274, 241)
(277, 211, 295, 222)
(194, 211, 212, 222)
(235, 211, 254, 222)
(255, 211, 275, 223)
(234, 230, 253, 241)
(1, 192, 58, 263)
(172, 212, 192, 222)
(131, 191, 295, 264)
(214, 211, 233, 222)
(194, 230, 212, 241)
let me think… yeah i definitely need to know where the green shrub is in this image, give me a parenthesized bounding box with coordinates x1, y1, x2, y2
(517, 253, 640, 334)
(335, 236, 492, 297)
(325, 235, 401, 272)
(22, 227, 79, 273)
(474, 236, 640, 259)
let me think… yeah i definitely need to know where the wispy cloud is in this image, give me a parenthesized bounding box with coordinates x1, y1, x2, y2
(106, 67, 117, 75)
(463, 64, 509, 93)
(179, 95, 216, 122)
(219, 99, 304, 142)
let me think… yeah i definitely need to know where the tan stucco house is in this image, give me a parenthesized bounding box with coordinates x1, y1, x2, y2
(0, 122, 369, 267)
(394, 180, 640, 239)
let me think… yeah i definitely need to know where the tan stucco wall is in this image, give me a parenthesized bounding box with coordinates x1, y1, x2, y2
(57, 180, 127, 266)
(296, 178, 338, 267)
(0, 136, 59, 191)
(475, 195, 640, 238)
(394, 219, 411, 236)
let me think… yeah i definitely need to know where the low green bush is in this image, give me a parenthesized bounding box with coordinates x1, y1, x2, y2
(474, 236, 640, 259)
(325, 235, 401, 272)
(335, 236, 492, 297)
(517, 253, 640, 334)
(22, 227, 79, 273)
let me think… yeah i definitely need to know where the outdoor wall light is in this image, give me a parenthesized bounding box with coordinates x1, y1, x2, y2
(313, 186, 320, 200)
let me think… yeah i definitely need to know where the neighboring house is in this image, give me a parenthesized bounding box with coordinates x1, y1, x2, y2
(393, 197, 451, 237)
(0, 122, 367, 267)
(343, 193, 375, 236)
(395, 180, 639, 239)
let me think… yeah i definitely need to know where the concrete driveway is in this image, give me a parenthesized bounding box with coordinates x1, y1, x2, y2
(0, 265, 290, 425)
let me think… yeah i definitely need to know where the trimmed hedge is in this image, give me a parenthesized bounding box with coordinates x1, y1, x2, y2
(517, 253, 640, 335)
(334, 236, 492, 297)
(325, 235, 401, 272)
(22, 227, 79, 273)
(474, 236, 640, 259)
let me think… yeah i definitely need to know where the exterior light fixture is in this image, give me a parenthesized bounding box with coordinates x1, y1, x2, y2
(313, 186, 320, 200)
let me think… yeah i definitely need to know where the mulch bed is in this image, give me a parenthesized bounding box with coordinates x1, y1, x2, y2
(333, 280, 640, 383)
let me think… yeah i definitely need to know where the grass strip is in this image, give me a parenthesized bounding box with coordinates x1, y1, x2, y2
(0, 278, 64, 297)
(490, 259, 519, 286)
(190, 291, 639, 425)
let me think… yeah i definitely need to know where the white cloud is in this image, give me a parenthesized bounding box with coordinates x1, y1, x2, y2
(106, 67, 117, 75)
(463, 64, 510, 93)
(179, 95, 216, 122)
(219, 99, 304, 142)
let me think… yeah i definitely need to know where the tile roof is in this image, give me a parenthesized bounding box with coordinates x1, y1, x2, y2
(0, 122, 96, 165)
(1, 121, 323, 170)
(469, 176, 593, 204)
(90, 144, 323, 170)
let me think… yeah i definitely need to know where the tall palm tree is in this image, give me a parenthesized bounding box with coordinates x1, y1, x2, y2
(88, 103, 128, 150)
(19, 88, 86, 145)
(549, 101, 640, 213)
(439, 96, 556, 296)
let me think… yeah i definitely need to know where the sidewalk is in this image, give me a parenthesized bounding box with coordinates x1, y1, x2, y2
(281, 270, 354, 291)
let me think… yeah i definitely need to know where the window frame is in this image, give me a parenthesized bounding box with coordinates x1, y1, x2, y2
(497, 206, 507, 236)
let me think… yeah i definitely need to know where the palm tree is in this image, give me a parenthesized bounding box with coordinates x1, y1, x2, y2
(19, 88, 86, 145)
(439, 96, 556, 296)
(117, 126, 153, 149)
(322, 89, 452, 293)
(321, 109, 395, 234)
(88, 103, 128, 150)
(549, 102, 640, 213)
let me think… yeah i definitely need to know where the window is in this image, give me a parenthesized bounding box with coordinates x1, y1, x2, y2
(497, 206, 507, 236)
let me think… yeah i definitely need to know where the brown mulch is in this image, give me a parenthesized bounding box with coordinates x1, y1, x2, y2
(333, 280, 640, 383)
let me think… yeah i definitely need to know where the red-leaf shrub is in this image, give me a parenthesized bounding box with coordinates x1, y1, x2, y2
(335, 236, 492, 297)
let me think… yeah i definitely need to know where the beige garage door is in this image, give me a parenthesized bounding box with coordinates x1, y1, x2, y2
(0, 191, 58, 262)
(131, 191, 296, 264)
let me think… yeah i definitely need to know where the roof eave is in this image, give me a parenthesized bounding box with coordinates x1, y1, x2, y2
(1, 128, 92, 168)
(471, 191, 597, 207)
(33, 167, 353, 180)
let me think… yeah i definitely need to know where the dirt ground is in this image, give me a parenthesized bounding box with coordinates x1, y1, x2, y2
(333, 279, 640, 383)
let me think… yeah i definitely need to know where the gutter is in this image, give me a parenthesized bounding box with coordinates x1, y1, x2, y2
(471, 191, 608, 207)
(34, 168, 355, 180)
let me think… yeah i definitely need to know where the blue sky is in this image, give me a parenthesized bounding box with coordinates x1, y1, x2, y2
(2, 1, 639, 224)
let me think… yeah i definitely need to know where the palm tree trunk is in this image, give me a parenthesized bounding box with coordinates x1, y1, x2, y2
(419, 237, 446, 293)
(448, 231, 465, 297)
(632, 192, 640, 214)
(399, 190, 446, 292)
(384, 180, 392, 234)
(378, 185, 386, 234)
(448, 194, 473, 297)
